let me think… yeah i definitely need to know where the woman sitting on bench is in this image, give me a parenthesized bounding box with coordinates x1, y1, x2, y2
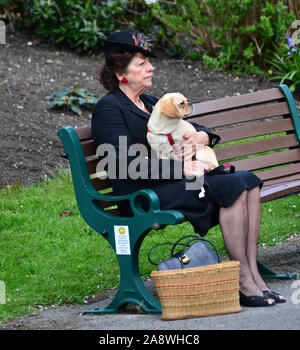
(91, 30, 285, 307)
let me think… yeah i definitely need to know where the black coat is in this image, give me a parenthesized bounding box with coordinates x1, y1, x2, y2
(92, 88, 262, 236)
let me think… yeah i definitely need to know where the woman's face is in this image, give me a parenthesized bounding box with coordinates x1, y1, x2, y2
(122, 52, 154, 91)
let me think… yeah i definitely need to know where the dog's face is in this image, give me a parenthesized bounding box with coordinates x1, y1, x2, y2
(160, 92, 193, 119)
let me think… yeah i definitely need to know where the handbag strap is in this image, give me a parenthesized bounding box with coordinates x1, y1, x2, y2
(171, 235, 220, 263)
(147, 234, 220, 266)
(147, 242, 186, 266)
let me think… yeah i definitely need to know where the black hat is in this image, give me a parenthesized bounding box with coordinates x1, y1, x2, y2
(99, 30, 156, 60)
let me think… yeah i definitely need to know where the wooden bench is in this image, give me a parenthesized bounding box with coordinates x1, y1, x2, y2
(57, 84, 299, 315)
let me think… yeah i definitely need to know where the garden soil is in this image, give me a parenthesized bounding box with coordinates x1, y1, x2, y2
(2, 30, 299, 188)
(0, 31, 299, 331)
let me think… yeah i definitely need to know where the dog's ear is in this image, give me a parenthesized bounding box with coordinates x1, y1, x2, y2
(161, 98, 180, 118)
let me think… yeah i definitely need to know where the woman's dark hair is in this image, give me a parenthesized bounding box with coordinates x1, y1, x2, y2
(99, 51, 136, 92)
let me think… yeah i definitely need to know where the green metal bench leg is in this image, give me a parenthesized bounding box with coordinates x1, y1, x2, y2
(83, 229, 161, 315)
(257, 259, 297, 279)
(83, 272, 161, 315)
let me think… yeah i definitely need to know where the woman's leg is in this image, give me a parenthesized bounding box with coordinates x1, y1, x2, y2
(246, 187, 286, 301)
(219, 190, 265, 297)
(245, 186, 269, 290)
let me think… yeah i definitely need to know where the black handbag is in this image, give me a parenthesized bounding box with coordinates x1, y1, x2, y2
(148, 234, 220, 271)
(206, 162, 235, 176)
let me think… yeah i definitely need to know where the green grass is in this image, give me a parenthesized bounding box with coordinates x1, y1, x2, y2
(0, 169, 299, 322)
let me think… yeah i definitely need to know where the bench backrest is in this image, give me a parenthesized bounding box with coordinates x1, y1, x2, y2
(187, 85, 300, 201)
(73, 126, 122, 216)
(72, 85, 300, 211)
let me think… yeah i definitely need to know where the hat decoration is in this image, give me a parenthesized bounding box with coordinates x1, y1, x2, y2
(99, 30, 156, 60)
(132, 32, 153, 52)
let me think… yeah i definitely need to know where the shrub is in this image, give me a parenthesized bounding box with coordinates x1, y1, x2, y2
(2, 0, 298, 75)
(145, 0, 295, 74)
(268, 34, 300, 92)
(4, 0, 131, 51)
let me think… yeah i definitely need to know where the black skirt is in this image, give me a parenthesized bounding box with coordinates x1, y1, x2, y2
(117, 170, 262, 237)
(153, 170, 263, 237)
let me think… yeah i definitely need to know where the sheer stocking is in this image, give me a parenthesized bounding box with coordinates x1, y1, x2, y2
(219, 187, 270, 297)
(245, 187, 270, 291)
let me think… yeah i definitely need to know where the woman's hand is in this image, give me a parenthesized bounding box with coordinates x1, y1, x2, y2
(183, 159, 210, 178)
(183, 131, 210, 145)
(173, 131, 210, 160)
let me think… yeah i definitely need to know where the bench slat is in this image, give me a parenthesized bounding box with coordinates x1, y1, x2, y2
(75, 126, 92, 140)
(86, 158, 99, 174)
(232, 148, 300, 171)
(262, 174, 300, 187)
(94, 199, 119, 209)
(217, 118, 294, 143)
(190, 88, 284, 117)
(255, 163, 300, 181)
(105, 208, 122, 216)
(215, 134, 298, 161)
(260, 180, 300, 202)
(91, 177, 112, 191)
(91, 180, 121, 215)
(82, 140, 97, 157)
(189, 101, 290, 129)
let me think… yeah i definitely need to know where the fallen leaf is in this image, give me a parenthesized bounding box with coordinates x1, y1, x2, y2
(60, 210, 71, 217)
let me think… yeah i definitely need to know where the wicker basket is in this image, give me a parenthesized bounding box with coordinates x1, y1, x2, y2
(151, 261, 241, 320)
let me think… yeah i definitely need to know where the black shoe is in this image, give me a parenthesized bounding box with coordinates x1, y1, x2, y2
(239, 291, 276, 307)
(263, 290, 286, 304)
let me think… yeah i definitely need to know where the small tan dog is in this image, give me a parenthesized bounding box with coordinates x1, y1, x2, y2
(147, 92, 218, 169)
